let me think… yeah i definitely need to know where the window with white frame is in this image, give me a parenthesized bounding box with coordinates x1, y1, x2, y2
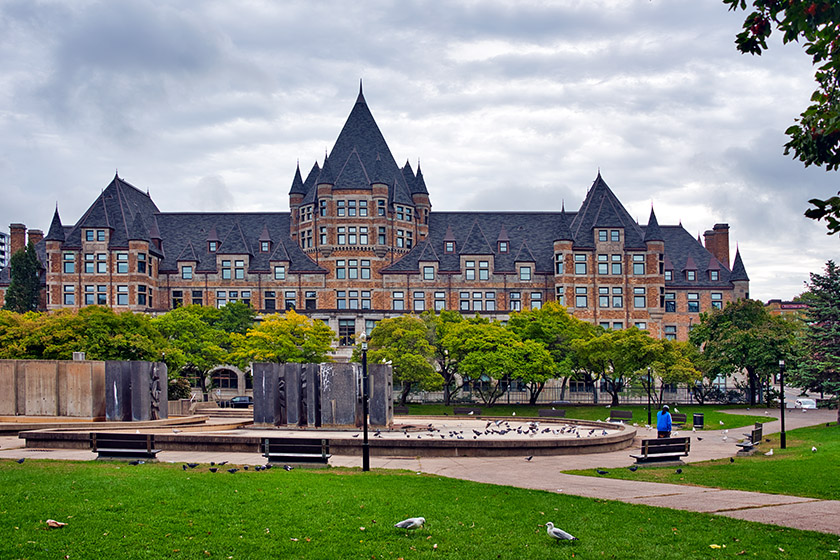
(423, 266, 435, 280)
(632, 254, 645, 275)
(530, 292, 542, 310)
(63, 285, 75, 305)
(182, 265, 193, 280)
(575, 286, 588, 308)
(465, 260, 475, 280)
(434, 291, 446, 311)
(634, 287, 646, 308)
(393, 291, 405, 310)
(413, 291, 425, 311)
(711, 292, 723, 309)
(574, 254, 587, 274)
(116, 253, 128, 273)
(519, 265, 531, 281)
(687, 292, 700, 312)
(510, 291, 521, 311)
(63, 252, 75, 273)
(117, 285, 128, 305)
(274, 265, 286, 280)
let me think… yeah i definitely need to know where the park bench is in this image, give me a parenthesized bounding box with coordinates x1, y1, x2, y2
(671, 413, 687, 426)
(629, 437, 690, 463)
(735, 423, 764, 452)
(453, 407, 482, 415)
(609, 410, 632, 422)
(262, 437, 331, 464)
(393, 405, 409, 415)
(90, 432, 160, 461)
(538, 409, 566, 418)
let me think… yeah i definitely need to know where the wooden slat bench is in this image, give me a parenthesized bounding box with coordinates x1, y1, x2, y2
(393, 405, 409, 415)
(609, 410, 632, 422)
(671, 413, 687, 426)
(538, 409, 566, 418)
(630, 437, 690, 463)
(90, 432, 160, 461)
(736, 423, 764, 452)
(262, 437, 331, 464)
(453, 407, 482, 415)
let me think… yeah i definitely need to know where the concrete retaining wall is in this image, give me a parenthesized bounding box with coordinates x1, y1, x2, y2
(0, 360, 107, 418)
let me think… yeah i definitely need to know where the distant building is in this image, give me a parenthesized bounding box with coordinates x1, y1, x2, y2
(765, 299, 809, 319)
(0, 231, 9, 269)
(0, 87, 749, 356)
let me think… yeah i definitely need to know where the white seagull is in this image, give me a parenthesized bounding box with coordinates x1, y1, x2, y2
(765, 448, 774, 456)
(812, 446, 818, 452)
(545, 522, 577, 541)
(394, 517, 425, 530)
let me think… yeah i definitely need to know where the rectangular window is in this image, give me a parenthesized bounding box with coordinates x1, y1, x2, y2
(209, 241, 217, 252)
(336, 260, 346, 280)
(116, 253, 129, 274)
(519, 266, 532, 281)
(574, 254, 587, 274)
(378, 200, 386, 216)
(510, 291, 521, 311)
(338, 319, 355, 346)
(117, 285, 128, 306)
(336, 290, 347, 310)
(499, 241, 508, 253)
(221, 260, 232, 280)
(445, 241, 454, 253)
(378, 227, 386, 245)
(359, 200, 368, 217)
(686, 270, 696, 281)
(96, 284, 108, 305)
(348, 200, 357, 217)
(84, 285, 95, 305)
(320, 199, 327, 217)
(613, 322, 623, 330)
(261, 241, 270, 253)
(664, 292, 676, 312)
(361, 259, 371, 279)
(555, 254, 563, 274)
(711, 292, 723, 309)
(96, 230, 105, 242)
(632, 254, 645, 275)
(264, 290, 276, 311)
(530, 292, 542, 310)
(610, 230, 620, 242)
(611, 254, 622, 275)
(612, 287, 623, 308)
(486, 292, 496, 311)
(137, 285, 147, 306)
(365, 319, 376, 336)
(413, 291, 425, 312)
(664, 325, 677, 341)
(634, 287, 646, 308)
(710, 270, 719, 281)
(172, 290, 184, 308)
(274, 265, 286, 280)
(85, 230, 94, 242)
(63, 252, 75, 273)
(283, 291, 295, 310)
(216, 290, 227, 308)
(465, 260, 475, 280)
(479, 261, 489, 280)
(305, 291, 317, 310)
(687, 292, 700, 313)
(392, 291, 405, 311)
(63, 285, 75, 305)
(423, 266, 435, 280)
(319, 226, 327, 245)
(348, 259, 358, 279)
(599, 287, 609, 308)
(598, 230, 608, 242)
(460, 291, 470, 311)
(96, 253, 107, 274)
(182, 265, 193, 280)
(348, 227, 357, 245)
(84, 253, 94, 273)
(635, 322, 647, 330)
(664, 270, 672, 281)
(137, 253, 147, 274)
(337, 200, 346, 217)
(191, 290, 203, 306)
(359, 226, 368, 245)
(598, 254, 608, 275)
(575, 287, 587, 308)
(555, 286, 565, 306)
(361, 290, 371, 310)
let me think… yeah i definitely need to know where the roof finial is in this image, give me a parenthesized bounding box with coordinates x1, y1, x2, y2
(356, 79, 366, 104)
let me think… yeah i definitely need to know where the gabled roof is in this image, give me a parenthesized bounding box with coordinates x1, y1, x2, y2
(176, 241, 199, 263)
(217, 222, 253, 256)
(415, 240, 440, 263)
(127, 211, 150, 242)
(570, 173, 645, 248)
(268, 238, 291, 262)
(459, 220, 494, 255)
(258, 224, 272, 243)
(513, 240, 537, 263)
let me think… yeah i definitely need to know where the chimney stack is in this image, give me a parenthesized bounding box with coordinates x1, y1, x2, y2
(703, 223, 730, 268)
(28, 229, 44, 246)
(9, 223, 26, 255)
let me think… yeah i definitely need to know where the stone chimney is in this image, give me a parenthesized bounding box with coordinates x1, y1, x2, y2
(28, 229, 44, 246)
(9, 223, 26, 255)
(703, 223, 730, 269)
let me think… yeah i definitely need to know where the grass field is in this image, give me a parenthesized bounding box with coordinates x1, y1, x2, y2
(1, 459, 838, 560)
(401, 403, 771, 430)
(566, 423, 840, 500)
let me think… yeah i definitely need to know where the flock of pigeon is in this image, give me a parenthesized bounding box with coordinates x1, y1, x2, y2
(369, 420, 612, 441)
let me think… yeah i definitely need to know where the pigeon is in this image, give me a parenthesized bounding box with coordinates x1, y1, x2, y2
(16, 458, 25, 464)
(129, 460, 145, 466)
(764, 448, 773, 456)
(596, 469, 608, 475)
(525, 456, 533, 461)
(729, 457, 735, 463)
(352, 433, 360, 438)
(209, 468, 218, 473)
(394, 517, 425, 530)
(675, 468, 682, 474)
(182, 464, 188, 471)
(187, 463, 199, 469)
(243, 465, 249, 470)
(218, 461, 228, 466)
(697, 437, 703, 441)
(227, 468, 239, 474)
(545, 522, 577, 541)
(628, 466, 638, 472)
(284, 465, 294, 471)
(172, 429, 182, 434)
(812, 446, 818, 452)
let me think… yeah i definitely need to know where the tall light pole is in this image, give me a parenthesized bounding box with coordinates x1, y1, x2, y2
(361, 332, 370, 471)
(647, 366, 652, 426)
(779, 359, 786, 449)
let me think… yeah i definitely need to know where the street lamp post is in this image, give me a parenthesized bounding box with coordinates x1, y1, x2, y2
(647, 366, 652, 426)
(779, 359, 786, 449)
(360, 333, 370, 471)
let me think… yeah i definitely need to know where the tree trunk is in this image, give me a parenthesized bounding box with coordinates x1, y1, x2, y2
(747, 369, 758, 406)
(399, 382, 413, 406)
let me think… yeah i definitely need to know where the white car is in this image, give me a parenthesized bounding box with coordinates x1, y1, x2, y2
(794, 398, 817, 409)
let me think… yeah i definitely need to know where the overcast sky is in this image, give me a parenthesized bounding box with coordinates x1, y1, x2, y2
(1, 0, 837, 301)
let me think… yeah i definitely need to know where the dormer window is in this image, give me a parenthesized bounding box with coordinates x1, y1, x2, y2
(445, 241, 455, 253)
(686, 270, 696, 281)
(499, 241, 508, 253)
(261, 241, 270, 253)
(664, 269, 672, 281)
(709, 270, 719, 281)
(209, 241, 217, 252)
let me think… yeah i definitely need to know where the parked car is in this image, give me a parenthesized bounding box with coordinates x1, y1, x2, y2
(229, 396, 254, 408)
(794, 398, 817, 409)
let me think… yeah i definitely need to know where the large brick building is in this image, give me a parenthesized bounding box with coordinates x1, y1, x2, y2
(0, 87, 749, 357)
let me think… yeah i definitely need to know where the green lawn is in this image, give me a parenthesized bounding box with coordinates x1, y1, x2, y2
(1, 460, 837, 560)
(401, 403, 771, 430)
(566, 423, 840, 500)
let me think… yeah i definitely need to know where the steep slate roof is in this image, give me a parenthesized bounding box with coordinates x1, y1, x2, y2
(45, 208, 65, 242)
(730, 249, 750, 282)
(570, 173, 645, 249)
(656, 226, 736, 288)
(413, 166, 429, 195)
(289, 164, 306, 195)
(644, 208, 664, 242)
(62, 174, 161, 253)
(154, 213, 325, 275)
(459, 220, 495, 255)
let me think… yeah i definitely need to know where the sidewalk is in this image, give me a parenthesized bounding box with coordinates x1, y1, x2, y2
(2, 408, 837, 536)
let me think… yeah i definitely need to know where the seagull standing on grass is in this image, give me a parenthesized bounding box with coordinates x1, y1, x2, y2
(545, 522, 577, 541)
(394, 517, 425, 530)
(765, 448, 774, 456)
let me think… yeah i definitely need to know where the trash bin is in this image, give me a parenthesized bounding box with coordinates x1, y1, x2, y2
(693, 413, 704, 429)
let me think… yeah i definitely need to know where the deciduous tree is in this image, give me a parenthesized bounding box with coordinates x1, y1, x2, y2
(2, 243, 41, 313)
(229, 309, 334, 366)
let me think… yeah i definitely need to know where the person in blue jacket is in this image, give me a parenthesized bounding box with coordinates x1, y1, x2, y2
(657, 404, 672, 438)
